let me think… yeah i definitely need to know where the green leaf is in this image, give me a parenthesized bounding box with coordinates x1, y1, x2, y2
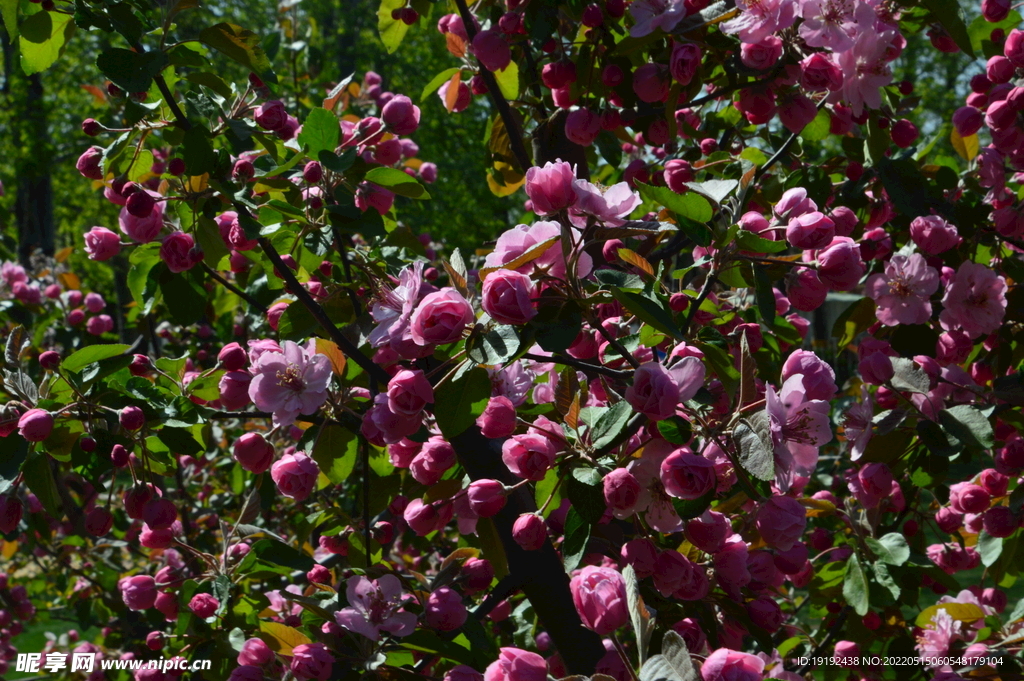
(0, 436, 28, 497)
(843, 553, 870, 616)
(158, 427, 205, 457)
(735, 231, 788, 254)
(658, 416, 692, 446)
(183, 125, 217, 176)
(160, 269, 206, 326)
(562, 507, 590, 573)
(364, 166, 430, 199)
(421, 68, 461, 101)
(127, 244, 163, 314)
(566, 468, 606, 523)
(493, 62, 519, 100)
(752, 264, 776, 323)
(890, 357, 930, 394)
(635, 182, 713, 234)
(62, 344, 130, 372)
(1, 0, 17, 40)
(466, 325, 521, 365)
(249, 538, 315, 573)
(20, 11, 75, 75)
(433, 367, 492, 439)
(609, 288, 682, 340)
(938, 405, 994, 452)
(873, 561, 900, 599)
(799, 108, 831, 142)
(922, 0, 975, 57)
(968, 10, 1020, 54)
(733, 411, 775, 482)
(866, 533, 909, 566)
(977, 530, 1003, 567)
(22, 450, 62, 518)
(591, 401, 632, 450)
(199, 23, 274, 78)
(685, 179, 738, 205)
(96, 48, 169, 93)
(377, 0, 410, 54)
(107, 2, 143, 44)
(671, 486, 715, 520)
(297, 108, 340, 159)
(311, 423, 358, 485)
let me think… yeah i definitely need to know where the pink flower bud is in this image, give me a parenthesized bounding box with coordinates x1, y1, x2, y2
(142, 498, 178, 530)
(233, 433, 275, 474)
(787, 267, 827, 311)
(816, 237, 864, 291)
(524, 161, 577, 215)
(502, 434, 556, 481)
(857, 463, 893, 496)
(307, 564, 331, 585)
(890, 119, 919, 147)
(621, 538, 658, 578)
(119, 406, 146, 431)
(949, 482, 991, 514)
(84, 507, 113, 536)
(570, 566, 628, 635)
(467, 479, 507, 517)
(387, 369, 434, 416)
(982, 505, 1019, 537)
(661, 451, 716, 500)
(160, 231, 198, 273)
(476, 396, 517, 438)
(303, 161, 323, 184)
(18, 409, 53, 442)
(800, 53, 842, 91)
(232, 159, 255, 181)
(0, 495, 23, 534)
(482, 270, 536, 325)
(126, 190, 156, 218)
(237, 638, 274, 666)
(189, 593, 219, 619)
(755, 496, 806, 551)
(670, 42, 701, 84)
(632, 63, 670, 103)
(603, 468, 640, 512)
(564, 107, 601, 146)
(84, 226, 122, 261)
(541, 60, 577, 89)
(404, 498, 441, 536)
(512, 513, 547, 550)
(909, 215, 961, 254)
(686, 510, 730, 554)
(425, 587, 468, 631)
(952, 106, 984, 137)
(461, 557, 494, 591)
(471, 30, 511, 72)
(485, 648, 547, 681)
(740, 37, 782, 70)
(664, 159, 694, 193)
(786, 211, 835, 250)
(76, 146, 104, 180)
(270, 453, 320, 501)
(120, 575, 158, 611)
(255, 100, 288, 131)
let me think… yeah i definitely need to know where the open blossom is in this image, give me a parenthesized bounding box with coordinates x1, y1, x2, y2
(626, 438, 684, 533)
(865, 253, 940, 326)
(569, 180, 641, 228)
(628, 0, 687, 37)
(916, 608, 959, 661)
(722, 0, 797, 43)
(369, 261, 433, 351)
(335, 575, 416, 641)
(842, 386, 874, 460)
(484, 221, 593, 280)
(797, 0, 858, 52)
(766, 374, 831, 491)
(570, 566, 628, 636)
(248, 340, 332, 426)
(939, 262, 1007, 338)
(833, 6, 897, 115)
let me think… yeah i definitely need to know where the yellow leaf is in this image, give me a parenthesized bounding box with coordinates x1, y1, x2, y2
(915, 603, 986, 628)
(444, 71, 462, 113)
(479, 236, 558, 280)
(314, 339, 346, 376)
(616, 248, 654, 278)
(799, 497, 836, 517)
(2, 541, 18, 559)
(58, 272, 81, 291)
(951, 129, 979, 161)
(185, 174, 209, 193)
(259, 621, 312, 656)
(55, 247, 74, 263)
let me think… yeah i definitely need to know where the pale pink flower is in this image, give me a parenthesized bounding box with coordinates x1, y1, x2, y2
(766, 374, 831, 491)
(569, 180, 642, 228)
(369, 261, 433, 348)
(626, 439, 684, 533)
(798, 0, 858, 51)
(484, 221, 593, 280)
(939, 262, 1008, 338)
(842, 386, 873, 461)
(832, 6, 897, 115)
(722, 0, 797, 43)
(248, 340, 332, 426)
(865, 253, 940, 326)
(915, 609, 958, 662)
(335, 575, 416, 641)
(629, 0, 688, 37)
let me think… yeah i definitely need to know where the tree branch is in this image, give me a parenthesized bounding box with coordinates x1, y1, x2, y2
(202, 263, 269, 314)
(452, 0, 533, 173)
(524, 352, 631, 379)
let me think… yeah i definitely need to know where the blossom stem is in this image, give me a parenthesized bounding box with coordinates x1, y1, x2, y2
(611, 633, 640, 681)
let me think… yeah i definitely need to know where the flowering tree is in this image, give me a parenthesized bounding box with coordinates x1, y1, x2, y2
(0, 0, 1023, 680)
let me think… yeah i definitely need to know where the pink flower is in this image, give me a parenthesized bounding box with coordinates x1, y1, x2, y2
(786, 211, 834, 250)
(865, 253, 940, 326)
(765, 375, 831, 490)
(237, 638, 273, 666)
(815, 237, 864, 290)
(512, 513, 548, 550)
(781, 350, 837, 401)
(909, 215, 961, 254)
(570, 180, 641, 227)
(484, 647, 548, 681)
(482, 270, 536, 325)
(661, 451, 716, 500)
(484, 221, 592, 280)
(118, 196, 165, 243)
(842, 387, 874, 461)
(722, 0, 796, 42)
(233, 433, 275, 474)
(833, 7, 897, 115)
(289, 643, 334, 681)
(524, 161, 577, 215)
(570, 566, 628, 636)
(335, 575, 416, 641)
(410, 288, 475, 346)
(625, 358, 706, 421)
(670, 42, 702, 83)
(916, 608, 958, 661)
(425, 587, 468, 631)
(189, 593, 219, 618)
(368, 261, 431, 350)
(387, 369, 433, 416)
(381, 95, 421, 135)
(701, 648, 765, 681)
(797, 0, 857, 51)
(939, 262, 1007, 338)
(84, 227, 121, 261)
(800, 54, 843, 91)
(120, 575, 157, 611)
(476, 396, 517, 438)
(502, 434, 556, 481)
(160, 231, 199, 273)
(740, 37, 782, 70)
(604, 468, 641, 515)
(628, 0, 687, 37)
(18, 408, 54, 442)
(248, 340, 332, 425)
(219, 371, 252, 411)
(755, 496, 807, 551)
(626, 439, 684, 533)
(270, 452, 320, 501)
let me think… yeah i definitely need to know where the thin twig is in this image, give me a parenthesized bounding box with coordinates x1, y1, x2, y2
(202, 264, 269, 313)
(680, 270, 717, 337)
(523, 352, 631, 379)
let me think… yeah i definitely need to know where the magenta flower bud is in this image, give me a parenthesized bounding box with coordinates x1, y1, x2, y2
(787, 267, 828, 311)
(987, 55, 1015, 84)
(410, 288, 474, 346)
(76, 146, 104, 180)
(0, 495, 23, 534)
(670, 42, 701, 84)
(949, 482, 991, 514)
(909, 215, 961, 254)
(437, 80, 471, 112)
(986, 99, 1017, 130)
(218, 342, 248, 371)
(82, 118, 102, 136)
(816, 237, 864, 291)
(890, 119, 919, 148)
(482, 270, 536, 325)
(270, 453, 320, 501)
(740, 36, 781, 70)
(84, 226, 121, 261)
(119, 406, 145, 431)
(603, 468, 640, 512)
(686, 510, 730, 554)
(524, 161, 577, 215)
(233, 433, 275, 474)
(541, 60, 577, 89)
(632, 63, 670, 103)
(219, 371, 252, 411)
(160, 231, 197, 273)
(471, 30, 511, 72)
(290, 643, 334, 681)
(934, 506, 962, 533)
(621, 538, 658, 578)
(467, 479, 507, 518)
(661, 451, 716, 500)
(602, 64, 624, 87)
(858, 351, 894, 385)
(664, 159, 694, 193)
(502, 434, 556, 481)
(737, 87, 777, 125)
(830, 206, 858, 237)
(701, 649, 764, 681)
(38, 350, 60, 371)
(120, 575, 158, 611)
(145, 631, 164, 650)
(18, 408, 53, 442)
(425, 587, 468, 631)
(67, 309, 86, 325)
(499, 11, 524, 34)
(307, 564, 332, 585)
(84, 507, 113, 536)
(755, 496, 806, 551)
(461, 557, 494, 592)
(564, 107, 601, 147)
(476, 396, 517, 439)
(126, 190, 156, 218)
(404, 498, 441, 536)
(303, 161, 323, 184)
(110, 444, 130, 468)
(512, 513, 547, 550)
(232, 159, 255, 181)
(786, 211, 835, 250)
(570, 566, 628, 636)
(980, 587, 1007, 613)
(774, 187, 815, 219)
(979, 469, 1009, 497)
(602, 238, 624, 262)
(982, 506, 1019, 538)
(167, 157, 186, 175)
(746, 594, 784, 632)
(857, 463, 893, 497)
(142, 498, 178, 530)
(420, 162, 438, 183)
(189, 593, 220, 619)
(254, 100, 288, 131)
(237, 638, 274, 667)
(387, 368, 434, 416)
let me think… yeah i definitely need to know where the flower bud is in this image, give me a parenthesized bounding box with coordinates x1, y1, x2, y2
(233, 433, 275, 474)
(425, 587, 468, 631)
(512, 513, 547, 550)
(119, 406, 146, 431)
(18, 409, 53, 442)
(467, 479, 507, 517)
